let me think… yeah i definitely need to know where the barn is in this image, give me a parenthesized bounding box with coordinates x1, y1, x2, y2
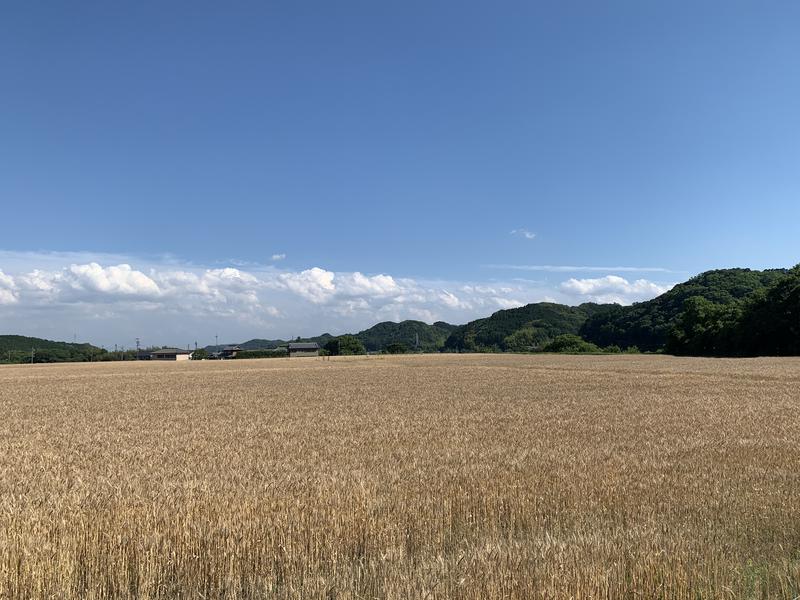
(221, 345, 241, 359)
(210, 346, 241, 360)
(150, 348, 193, 361)
(288, 342, 320, 357)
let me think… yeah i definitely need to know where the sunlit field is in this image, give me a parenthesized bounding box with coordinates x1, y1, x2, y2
(1, 354, 799, 599)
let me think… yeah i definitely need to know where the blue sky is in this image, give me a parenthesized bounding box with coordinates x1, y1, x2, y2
(1, 2, 799, 346)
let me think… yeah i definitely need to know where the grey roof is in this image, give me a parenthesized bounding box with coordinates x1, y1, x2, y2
(151, 348, 191, 354)
(288, 342, 320, 350)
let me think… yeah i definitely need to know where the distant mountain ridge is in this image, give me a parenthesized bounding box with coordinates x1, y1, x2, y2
(6, 266, 800, 361)
(217, 320, 457, 353)
(0, 335, 106, 363)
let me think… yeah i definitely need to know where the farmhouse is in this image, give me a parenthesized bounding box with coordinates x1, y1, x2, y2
(288, 342, 320, 357)
(211, 345, 241, 359)
(150, 348, 193, 361)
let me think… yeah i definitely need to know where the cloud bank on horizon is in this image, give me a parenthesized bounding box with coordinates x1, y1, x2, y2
(0, 252, 675, 347)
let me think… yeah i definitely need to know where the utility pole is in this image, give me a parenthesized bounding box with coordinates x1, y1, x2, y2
(215, 334, 218, 351)
(30, 348, 35, 364)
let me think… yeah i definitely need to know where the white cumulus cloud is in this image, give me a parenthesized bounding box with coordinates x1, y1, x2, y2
(64, 263, 162, 297)
(277, 267, 336, 304)
(338, 272, 400, 297)
(0, 269, 18, 305)
(438, 290, 470, 310)
(560, 275, 673, 304)
(492, 297, 524, 309)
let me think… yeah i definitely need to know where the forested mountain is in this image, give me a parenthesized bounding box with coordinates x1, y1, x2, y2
(0, 335, 107, 363)
(668, 266, 800, 356)
(442, 267, 797, 355)
(444, 302, 614, 352)
(580, 269, 788, 352)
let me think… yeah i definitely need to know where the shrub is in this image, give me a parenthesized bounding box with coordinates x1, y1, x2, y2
(324, 335, 366, 356)
(541, 334, 600, 354)
(235, 349, 288, 359)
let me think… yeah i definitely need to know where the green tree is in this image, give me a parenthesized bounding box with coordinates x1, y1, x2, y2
(737, 265, 800, 356)
(503, 328, 542, 352)
(666, 297, 742, 356)
(541, 334, 600, 353)
(324, 335, 366, 356)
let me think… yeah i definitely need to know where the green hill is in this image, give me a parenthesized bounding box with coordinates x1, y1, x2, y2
(444, 302, 614, 352)
(0, 335, 106, 363)
(356, 320, 456, 352)
(580, 268, 789, 352)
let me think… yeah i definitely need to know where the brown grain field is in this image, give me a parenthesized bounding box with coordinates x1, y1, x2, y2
(0, 354, 799, 599)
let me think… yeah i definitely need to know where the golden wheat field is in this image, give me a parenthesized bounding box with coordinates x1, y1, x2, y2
(0, 354, 799, 599)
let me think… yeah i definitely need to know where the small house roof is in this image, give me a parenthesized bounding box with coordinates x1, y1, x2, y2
(151, 348, 192, 355)
(288, 342, 320, 350)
